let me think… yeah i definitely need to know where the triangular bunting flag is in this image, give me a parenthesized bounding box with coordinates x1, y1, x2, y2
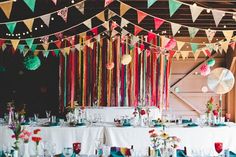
(121, 18, 129, 28)
(23, 49, 29, 57)
(23, 18, 34, 32)
(120, 2, 130, 16)
(223, 30, 234, 41)
(96, 12, 105, 22)
(51, 0, 57, 5)
(41, 36, 49, 43)
(102, 22, 109, 30)
(137, 11, 147, 24)
(91, 27, 98, 36)
(205, 29, 216, 43)
(190, 43, 198, 53)
(64, 47, 70, 55)
(18, 44, 25, 53)
(23, 0, 36, 12)
(181, 51, 189, 60)
(55, 40, 61, 48)
(121, 29, 129, 36)
(154, 17, 164, 30)
(193, 50, 201, 60)
(203, 48, 211, 57)
(42, 43, 49, 50)
(169, 0, 182, 17)
(108, 10, 115, 19)
(75, 44, 80, 51)
(171, 23, 181, 36)
(0, 39, 5, 47)
(25, 38, 34, 48)
(105, 0, 113, 7)
(31, 44, 37, 52)
(134, 25, 142, 35)
(43, 50, 49, 58)
(175, 52, 181, 60)
(188, 27, 199, 38)
(54, 49, 60, 56)
(212, 9, 225, 27)
(6, 22, 16, 34)
(206, 44, 214, 52)
(75, 2, 85, 14)
(221, 41, 229, 53)
(147, 0, 157, 8)
(190, 5, 204, 22)
(83, 19, 92, 29)
(0, 1, 13, 18)
(176, 41, 185, 50)
(57, 7, 68, 22)
(111, 30, 118, 37)
(11, 39, 20, 50)
(161, 36, 171, 48)
(2, 44, 6, 51)
(230, 42, 235, 50)
(41, 14, 51, 27)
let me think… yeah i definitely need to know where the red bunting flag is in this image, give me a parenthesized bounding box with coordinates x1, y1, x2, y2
(140, 43, 145, 51)
(111, 21, 118, 30)
(91, 27, 98, 36)
(169, 50, 176, 58)
(55, 40, 61, 48)
(204, 49, 211, 57)
(137, 10, 147, 24)
(154, 17, 164, 30)
(0, 39, 5, 47)
(147, 32, 156, 42)
(134, 25, 142, 35)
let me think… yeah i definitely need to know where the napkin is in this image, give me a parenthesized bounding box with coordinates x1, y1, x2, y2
(213, 123, 227, 127)
(123, 123, 131, 127)
(110, 151, 125, 157)
(177, 149, 187, 157)
(182, 119, 192, 124)
(76, 123, 86, 127)
(186, 123, 198, 127)
(230, 151, 236, 157)
(154, 124, 163, 127)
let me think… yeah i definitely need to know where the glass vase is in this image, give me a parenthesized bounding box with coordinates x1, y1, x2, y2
(22, 143, 30, 157)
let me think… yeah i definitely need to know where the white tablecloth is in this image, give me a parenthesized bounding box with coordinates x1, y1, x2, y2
(86, 107, 161, 122)
(0, 126, 104, 155)
(105, 124, 236, 156)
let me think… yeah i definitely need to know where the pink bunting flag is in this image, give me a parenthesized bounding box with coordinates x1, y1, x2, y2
(204, 48, 211, 57)
(91, 27, 98, 36)
(40, 36, 49, 43)
(137, 10, 147, 23)
(154, 17, 164, 30)
(57, 8, 68, 22)
(140, 43, 145, 51)
(165, 38, 176, 50)
(69, 36, 75, 46)
(111, 21, 118, 30)
(147, 32, 156, 42)
(230, 42, 235, 50)
(51, 0, 57, 5)
(104, 0, 113, 7)
(55, 33, 63, 40)
(134, 25, 142, 35)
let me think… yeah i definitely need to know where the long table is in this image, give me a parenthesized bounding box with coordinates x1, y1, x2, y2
(1, 123, 236, 156)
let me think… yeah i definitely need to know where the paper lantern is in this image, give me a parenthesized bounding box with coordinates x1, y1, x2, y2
(121, 54, 132, 65)
(207, 58, 215, 67)
(174, 87, 180, 93)
(200, 64, 210, 76)
(106, 62, 114, 70)
(201, 86, 208, 93)
(23, 55, 41, 70)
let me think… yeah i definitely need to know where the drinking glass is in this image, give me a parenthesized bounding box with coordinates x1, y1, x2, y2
(46, 111, 51, 122)
(73, 142, 81, 156)
(49, 143, 56, 157)
(34, 113, 39, 123)
(225, 113, 231, 122)
(63, 148, 73, 157)
(214, 142, 223, 156)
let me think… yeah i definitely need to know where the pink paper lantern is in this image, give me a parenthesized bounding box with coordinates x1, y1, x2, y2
(200, 64, 211, 76)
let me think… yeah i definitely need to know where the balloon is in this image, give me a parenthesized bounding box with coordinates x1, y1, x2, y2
(121, 54, 132, 65)
(207, 58, 215, 67)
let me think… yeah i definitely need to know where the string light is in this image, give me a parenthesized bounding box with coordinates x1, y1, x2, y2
(35, 27, 38, 30)
(51, 17, 54, 21)
(26, 31, 29, 34)
(40, 25, 44, 28)
(23, 33, 25, 35)
(206, 9, 211, 13)
(224, 25, 227, 28)
(71, 0, 75, 3)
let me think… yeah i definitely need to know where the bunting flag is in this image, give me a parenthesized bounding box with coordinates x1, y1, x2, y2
(83, 19, 92, 29)
(6, 22, 17, 34)
(18, 45, 25, 53)
(55, 40, 61, 48)
(190, 5, 204, 22)
(57, 7, 68, 22)
(91, 27, 98, 36)
(147, 0, 157, 8)
(23, 0, 36, 12)
(175, 52, 181, 60)
(0, 1, 13, 18)
(96, 12, 105, 22)
(230, 42, 235, 50)
(212, 9, 225, 27)
(205, 29, 216, 43)
(41, 36, 49, 43)
(120, 2, 130, 16)
(193, 50, 201, 60)
(105, 0, 113, 7)
(154, 17, 164, 30)
(188, 27, 199, 38)
(169, 0, 182, 17)
(181, 51, 189, 60)
(75, 2, 85, 14)
(42, 43, 49, 50)
(23, 18, 34, 32)
(31, 44, 37, 52)
(41, 14, 51, 27)
(108, 10, 115, 19)
(176, 41, 185, 50)
(25, 38, 34, 48)
(223, 30, 234, 41)
(102, 22, 109, 30)
(221, 41, 229, 53)
(120, 18, 129, 28)
(170, 23, 181, 36)
(134, 25, 142, 35)
(51, 0, 57, 5)
(43, 50, 49, 58)
(203, 48, 211, 57)
(137, 10, 147, 24)
(11, 39, 20, 50)
(190, 43, 198, 53)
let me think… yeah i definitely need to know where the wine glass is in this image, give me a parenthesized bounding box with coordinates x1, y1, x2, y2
(214, 142, 223, 156)
(45, 111, 51, 122)
(73, 142, 81, 156)
(63, 148, 73, 157)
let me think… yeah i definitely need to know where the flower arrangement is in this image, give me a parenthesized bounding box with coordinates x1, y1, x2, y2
(149, 129, 180, 150)
(19, 129, 31, 143)
(32, 129, 42, 146)
(206, 97, 221, 117)
(133, 106, 146, 118)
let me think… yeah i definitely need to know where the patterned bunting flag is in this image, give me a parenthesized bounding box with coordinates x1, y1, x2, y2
(190, 43, 198, 53)
(83, 19, 92, 29)
(188, 27, 199, 38)
(23, 18, 34, 32)
(169, 0, 182, 17)
(176, 41, 185, 50)
(0, 1, 13, 18)
(223, 30, 234, 41)
(41, 14, 51, 27)
(170, 23, 181, 36)
(75, 2, 85, 14)
(40, 36, 49, 43)
(154, 17, 164, 30)
(137, 10, 147, 24)
(6, 22, 16, 34)
(147, 0, 157, 8)
(55, 32, 63, 40)
(23, 0, 36, 12)
(120, 2, 130, 16)
(190, 5, 204, 22)
(25, 38, 34, 48)
(212, 9, 225, 27)
(57, 8, 68, 22)
(120, 18, 129, 28)
(205, 29, 216, 43)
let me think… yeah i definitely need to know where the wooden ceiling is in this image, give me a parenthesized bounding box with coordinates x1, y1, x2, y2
(0, 0, 235, 43)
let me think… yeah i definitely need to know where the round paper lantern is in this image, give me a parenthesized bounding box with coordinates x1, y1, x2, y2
(23, 55, 41, 70)
(201, 86, 208, 93)
(200, 64, 210, 76)
(207, 58, 215, 67)
(121, 54, 132, 65)
(174, 87, 180, 93)
(106, 62, 114, 70)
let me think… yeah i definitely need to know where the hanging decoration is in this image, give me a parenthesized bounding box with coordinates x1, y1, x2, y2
(23, 55, 41, 70)
(23, 0, 36, 12)
(0, 1, 13, 19)
(57, 7, 68, 22)
(121, 54, 132, 65)
(200, 64, 211, 76)
(168, 0, 182, 17)
(207, 58, 216, 67)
